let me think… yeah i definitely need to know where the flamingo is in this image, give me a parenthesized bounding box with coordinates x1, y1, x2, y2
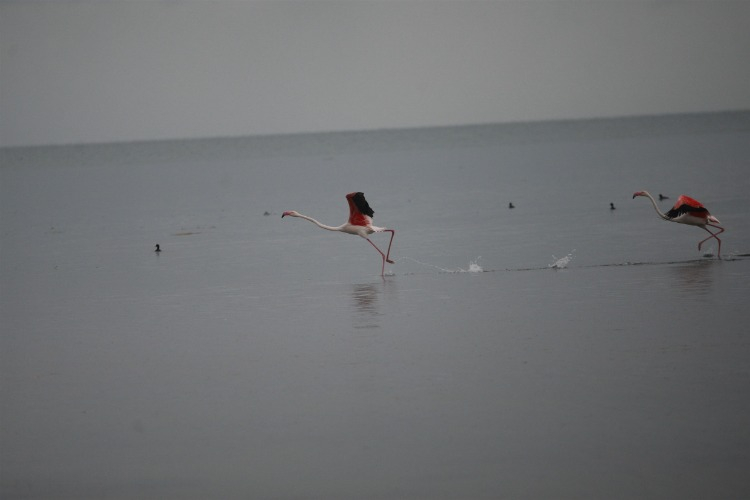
(282, 192, 396, 275)
(633, 190, 725, 257)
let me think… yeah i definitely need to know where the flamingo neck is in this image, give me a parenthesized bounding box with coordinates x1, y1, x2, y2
(294, 213, 342, 232)
(642, 191, 669, 221)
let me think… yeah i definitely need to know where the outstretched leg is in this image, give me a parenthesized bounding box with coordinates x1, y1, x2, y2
(698, 223, 724, 257)
(365, 238, 388, 276)
(383, 230, 395, 264)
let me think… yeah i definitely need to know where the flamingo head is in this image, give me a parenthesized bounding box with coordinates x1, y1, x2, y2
(632, 191, 647, 199)
(281, 211, 298, 218)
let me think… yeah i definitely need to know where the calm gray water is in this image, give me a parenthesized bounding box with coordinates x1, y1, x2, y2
(2, 112, 750, 499)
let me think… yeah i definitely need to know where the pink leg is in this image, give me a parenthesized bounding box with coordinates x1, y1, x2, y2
(365, 238, 388, 276)
(363, 231, 396, 275)
(383, 230, 396, 264)
(698, 223, 724, 257)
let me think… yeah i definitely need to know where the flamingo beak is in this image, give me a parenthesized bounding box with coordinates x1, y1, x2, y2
(632, 192, 641, 199)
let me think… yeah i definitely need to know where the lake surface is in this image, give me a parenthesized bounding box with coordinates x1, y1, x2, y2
(2, 112, 750, 499)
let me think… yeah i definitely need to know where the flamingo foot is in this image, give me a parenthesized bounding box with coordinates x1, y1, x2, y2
(387, 259, 395, 264)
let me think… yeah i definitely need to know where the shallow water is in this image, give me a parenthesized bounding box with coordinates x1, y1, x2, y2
(2, 112, 750, 499)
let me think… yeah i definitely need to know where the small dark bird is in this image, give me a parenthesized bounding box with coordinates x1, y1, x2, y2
(659, 194, 669, 201)
(155, 244, 161, 253)
(509, 202, 515, 209)
(610, 203, 616, 210)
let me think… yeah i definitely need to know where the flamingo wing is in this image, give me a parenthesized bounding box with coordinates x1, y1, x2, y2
(346, 192, 374, 226)
(666, 195, 709, 219)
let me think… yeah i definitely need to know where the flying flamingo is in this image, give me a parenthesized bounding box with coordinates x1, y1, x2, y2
(633, 190, 725, 257)
(282, 192, 396, 275)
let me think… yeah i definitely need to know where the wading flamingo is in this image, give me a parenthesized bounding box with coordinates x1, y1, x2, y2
(633, 190, 725, 258)
(282, 192, 396, 275)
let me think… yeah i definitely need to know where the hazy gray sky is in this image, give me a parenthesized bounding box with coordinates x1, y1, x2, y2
(2, 0, 749, 147)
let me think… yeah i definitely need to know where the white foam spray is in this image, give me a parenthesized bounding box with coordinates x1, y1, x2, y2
(465, 257, 484, 273)
(549, 250, 575, 270)
(395, 256, 484, 274)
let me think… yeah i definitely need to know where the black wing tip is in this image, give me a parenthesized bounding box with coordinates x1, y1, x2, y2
(352, 192, 375, 217)
(666, 204, 708, 219)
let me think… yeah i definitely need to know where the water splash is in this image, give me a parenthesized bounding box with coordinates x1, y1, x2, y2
(701, 246, 715, 258)
(549, 250, 575, 270)
(721, 251, 738, 261)
(396, 256, 484, 274)
(466, 257, 483, 273)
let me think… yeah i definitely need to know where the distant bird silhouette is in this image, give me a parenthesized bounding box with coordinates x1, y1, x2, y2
(282, 192, 395, 276)
(633, 190, 724, 257)
(509, 202, 515, 209)
(154, 244, 161, 253)
(659, 194, 669, 201)
(610, 203, 616, 210)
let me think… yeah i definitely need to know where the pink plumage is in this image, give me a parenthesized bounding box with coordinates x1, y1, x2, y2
(633, 190, 725, 257)
(282, 192, 396, 275)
